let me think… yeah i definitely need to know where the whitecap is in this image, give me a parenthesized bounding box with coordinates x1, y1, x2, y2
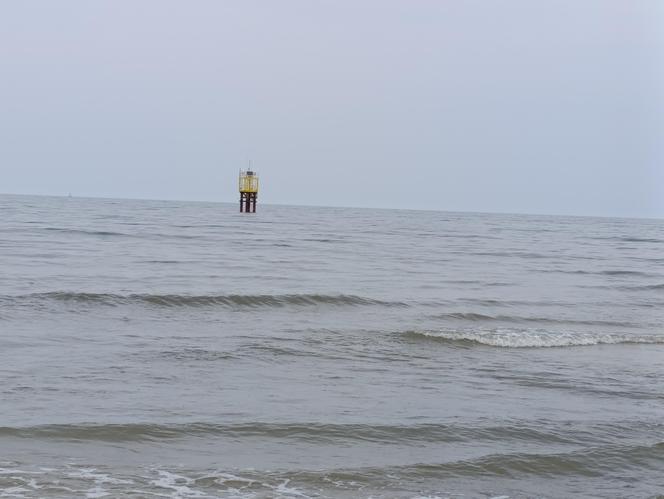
(413, 328, 664, 348)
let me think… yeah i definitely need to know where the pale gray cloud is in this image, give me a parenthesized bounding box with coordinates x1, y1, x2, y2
(1, 0, 662, 217)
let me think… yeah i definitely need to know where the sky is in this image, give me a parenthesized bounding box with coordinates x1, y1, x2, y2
(1, 0, 663, 217)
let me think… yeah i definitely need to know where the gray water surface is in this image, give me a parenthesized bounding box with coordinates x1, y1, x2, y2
(1, 194, 663, 498)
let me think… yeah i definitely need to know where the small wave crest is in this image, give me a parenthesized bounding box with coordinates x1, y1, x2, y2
(404, 329, 664, 348)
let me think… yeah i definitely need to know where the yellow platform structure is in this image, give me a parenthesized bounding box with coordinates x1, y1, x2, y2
(239, 170, 259, 212)
(239, 170, 259, 193)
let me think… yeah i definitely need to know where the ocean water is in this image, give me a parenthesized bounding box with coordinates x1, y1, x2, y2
(1, 194, 663, 499)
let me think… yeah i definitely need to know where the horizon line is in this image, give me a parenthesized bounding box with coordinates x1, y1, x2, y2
(1, 191, 661, 222)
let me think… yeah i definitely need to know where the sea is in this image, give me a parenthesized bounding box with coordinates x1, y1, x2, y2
(1, 194, 663, 499)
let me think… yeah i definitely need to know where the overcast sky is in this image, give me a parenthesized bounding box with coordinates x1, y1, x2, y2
(1, 1, 662, 217)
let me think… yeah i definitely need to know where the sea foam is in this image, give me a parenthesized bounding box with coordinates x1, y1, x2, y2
(408, 329, 664, 348)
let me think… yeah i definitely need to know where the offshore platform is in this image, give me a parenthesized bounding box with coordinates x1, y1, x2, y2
(239, 169, 259, 213)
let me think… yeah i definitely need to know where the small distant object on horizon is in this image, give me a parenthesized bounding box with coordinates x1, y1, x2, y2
(239, 168, 259, 213)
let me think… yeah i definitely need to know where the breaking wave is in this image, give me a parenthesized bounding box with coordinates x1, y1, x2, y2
(1, 442, 662, 498)
(404, 329, 664, 348)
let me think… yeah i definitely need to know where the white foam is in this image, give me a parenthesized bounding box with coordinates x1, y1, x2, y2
(214, 471, 256, 486)
(150, 470, 207, 497)
(418, 328, 664, 348)
(0, 486, 29, 498)
(65, 467, 134, 498)
(275, 479, 311, 498)
(217, 489, 257, 499)
(68, 467, 133, 485)
(8, 476, 43, 490)
(0, 468, 43, 475)
(86, 486, 110, 498)
(26, 478, 41, 490)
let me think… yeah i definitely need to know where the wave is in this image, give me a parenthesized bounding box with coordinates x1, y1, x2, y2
(43, 228, 131, 237)
(584, 283, 664, 291)
(599, 270, 655, 276)
(40, 227, 212, 241)
(633, 283, 664, 291)
(1, 441, 661, 499)
(619, 237, 663, 243)
(4, 443, 656, 480)
(2, 292, 407, 309)
(0, 422, 601, 445)
(591, 236, 664, 244)
(355, 442, 664, 478)
(403, 329, 664, 348)
(538, 269, 657, 278)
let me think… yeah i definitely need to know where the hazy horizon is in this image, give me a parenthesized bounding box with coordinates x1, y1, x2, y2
(2, 1, 663, 218)
(4, 191, 664, 221)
